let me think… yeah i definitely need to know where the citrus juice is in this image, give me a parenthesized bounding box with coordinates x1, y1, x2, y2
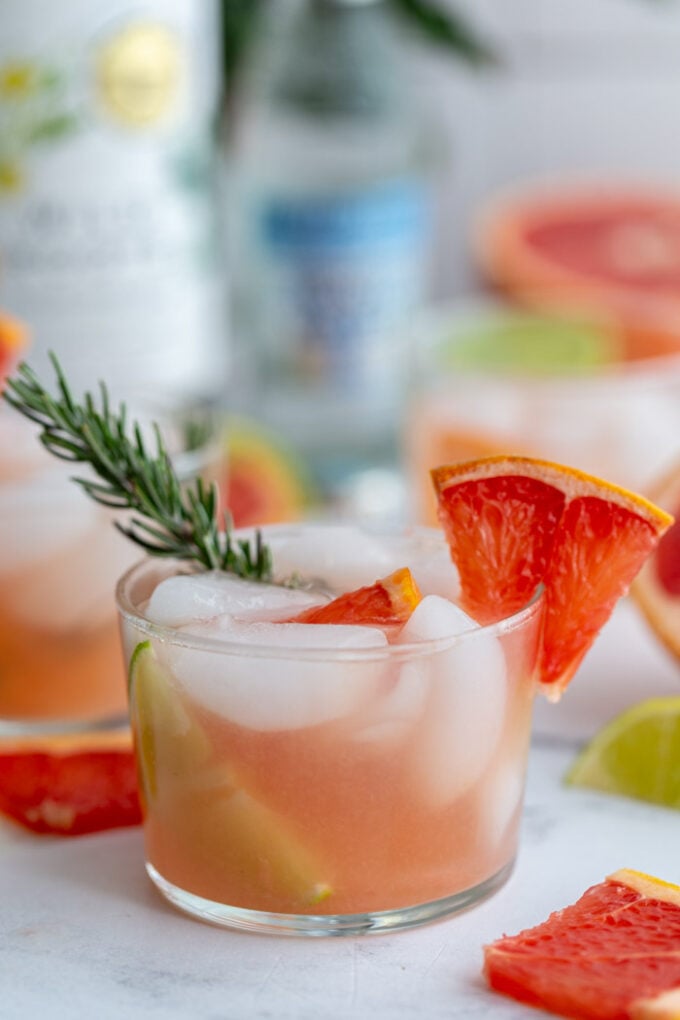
(117, 524, 543, 935)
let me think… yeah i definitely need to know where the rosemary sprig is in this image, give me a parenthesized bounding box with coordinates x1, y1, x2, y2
(2, 353, 273, 581)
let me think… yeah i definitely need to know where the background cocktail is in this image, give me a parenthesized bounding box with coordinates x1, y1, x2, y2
(405, 304, 680, 524)
(0, 397, 220, 732)
(117, 524, 543, 935)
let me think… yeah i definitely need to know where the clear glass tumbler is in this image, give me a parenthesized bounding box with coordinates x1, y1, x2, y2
(0, 395, 221, 735)
(405, 304, 680, 524)
(116, 524, 544, 936)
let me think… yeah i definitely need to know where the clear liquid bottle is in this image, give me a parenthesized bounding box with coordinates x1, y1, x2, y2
(0, 0, 226, 400)
(225, 0, 436, 516)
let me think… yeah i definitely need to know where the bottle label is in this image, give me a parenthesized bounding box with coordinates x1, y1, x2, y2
(259, 178, 429, 396)
(0, 0, 224, 397)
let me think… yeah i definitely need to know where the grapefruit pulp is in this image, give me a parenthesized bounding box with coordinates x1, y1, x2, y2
(0, 729, 142, 835)
(431, 457, 672, 696)
(484, 869, 680, 1020)
(477, 187, 680, 360)
(633, 457, 680, 663)
(287, 568, 422, 636)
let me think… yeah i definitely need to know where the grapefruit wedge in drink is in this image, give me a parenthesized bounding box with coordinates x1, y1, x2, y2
(431, 456, 673, 698)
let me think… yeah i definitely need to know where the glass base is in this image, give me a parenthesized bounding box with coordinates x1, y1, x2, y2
(0, 712, 130, 739)
(146, 859, 516, 937)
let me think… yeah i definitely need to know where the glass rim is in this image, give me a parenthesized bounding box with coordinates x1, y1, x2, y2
(115, 549, 545, 663)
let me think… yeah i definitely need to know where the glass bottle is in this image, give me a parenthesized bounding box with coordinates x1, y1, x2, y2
(0, 0, 226, 399)
(224, 0, 435, 517)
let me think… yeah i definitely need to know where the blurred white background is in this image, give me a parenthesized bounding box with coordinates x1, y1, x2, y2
(414, 0, 680, 296)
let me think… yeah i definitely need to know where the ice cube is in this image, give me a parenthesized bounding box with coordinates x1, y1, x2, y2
(146, 573, 323, 627)
(378, 531, 460, 600)
(159, 619, 389, 731)
(398, 595, 507, 807)
(352, 665, 428, 747)
(267, 525, 399, 592)
(481, 759, 526, 850)
(0, 468, 99, 577)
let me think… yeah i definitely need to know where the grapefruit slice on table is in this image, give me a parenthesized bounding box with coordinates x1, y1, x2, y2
(287, 568, 422, 635)
(633, 458, 680, 664)
(483, 869, 680, 1020)
(431, 456, 672, 697)
(0, 729, 142, 835)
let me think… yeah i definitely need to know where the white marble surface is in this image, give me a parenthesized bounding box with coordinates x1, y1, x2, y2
(1, 599, 679, 1020)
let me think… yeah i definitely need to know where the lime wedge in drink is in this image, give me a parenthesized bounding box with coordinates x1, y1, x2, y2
(565, 697, 680, 809)
(440, 311, 617, 376)
(128, 641, 212, 801)
(193, 782, 333, 907)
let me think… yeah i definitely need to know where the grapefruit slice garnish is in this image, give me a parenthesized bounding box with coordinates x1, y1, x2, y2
(431, 456, 672, 697)
(484, 869, 680, 1020)
(0, 729, 142, 835)
(0, 310, 28, 388)
(632, 459, 680, 664)
(287, 568, 422, 634)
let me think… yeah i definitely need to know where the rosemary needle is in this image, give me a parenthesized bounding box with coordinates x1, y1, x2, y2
(2, 353, 273, 580)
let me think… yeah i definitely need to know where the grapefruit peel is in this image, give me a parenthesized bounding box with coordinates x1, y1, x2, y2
(431, 456, 673, 698)
(0, 729, 141, 836)
(483, 869, 680, 1020)
(287, 567, 422, 635)
(633, 459, 680, 664)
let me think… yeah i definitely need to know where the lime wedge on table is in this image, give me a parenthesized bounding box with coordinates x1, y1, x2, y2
(441, 312, 616, 376)
(565, 697, 680, 809)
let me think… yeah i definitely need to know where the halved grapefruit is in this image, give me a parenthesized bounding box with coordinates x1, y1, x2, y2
(0, 729, 142, 835)
(477, 186, 680, 359)
(431, 457, 672, 697)
(633, 458, 680, 664)
(287, 567, 422, 635)
(221, 416, 314, 528)
(484, 869, 680, 1020)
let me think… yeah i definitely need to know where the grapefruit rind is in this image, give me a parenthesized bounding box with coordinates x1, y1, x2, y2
(473, 185, 680, 357)
(288, 567, 422, 632)
(484, 869, 680, 1019)
(431, 456, 674, 526)
(431, 456, 672, 696)
(633, 460, 680, 663)
(610, 868, 680, 908)
(630, 987, 680, 1020)
(222, 416, 315, 527)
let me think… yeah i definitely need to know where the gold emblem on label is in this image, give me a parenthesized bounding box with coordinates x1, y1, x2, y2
(96, 23, 182, 128)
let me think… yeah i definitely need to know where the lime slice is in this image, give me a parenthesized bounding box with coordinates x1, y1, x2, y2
(189, 782, 333, 907)
(565, 697, 680, 808)
(129, 641, 211, 801)
(441, 312, 617, 376)
(130, 643, 333, 905)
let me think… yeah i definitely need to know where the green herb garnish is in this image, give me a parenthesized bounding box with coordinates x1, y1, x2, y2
(2, 353, 273, 580)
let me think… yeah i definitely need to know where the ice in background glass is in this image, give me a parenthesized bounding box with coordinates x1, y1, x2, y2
(116, 524, 543, 936)
(0, 396, 221, 733)
(405, 304, 680, 524)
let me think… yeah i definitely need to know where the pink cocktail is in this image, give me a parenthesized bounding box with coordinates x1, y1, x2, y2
(117, 524, 543, 935)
